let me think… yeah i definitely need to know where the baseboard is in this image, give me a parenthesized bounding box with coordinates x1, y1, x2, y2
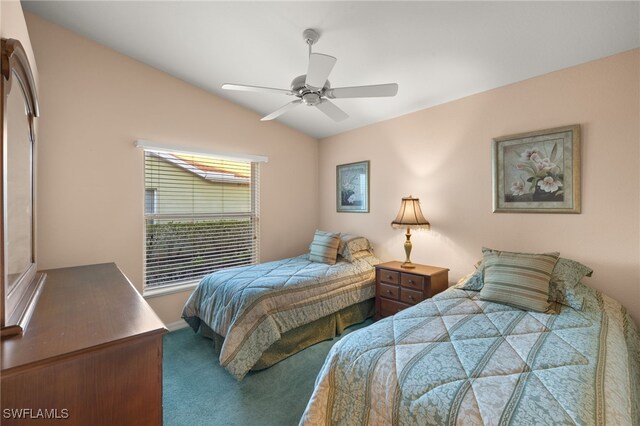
(165, 320, 189, 332)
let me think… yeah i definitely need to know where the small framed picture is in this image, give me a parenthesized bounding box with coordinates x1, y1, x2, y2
(492, 125, 581, 213)
(336, 161, 369, 213)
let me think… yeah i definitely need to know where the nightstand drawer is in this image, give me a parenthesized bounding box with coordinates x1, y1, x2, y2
(379, 269, 400, 285)
(401, 273, 425, 290)
(379, 283, 400, 300)
(400, 288, 423, 304)
(380, 299, 411, 317)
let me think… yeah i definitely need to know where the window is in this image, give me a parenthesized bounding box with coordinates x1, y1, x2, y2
(144, 188, 157, 215)
(142, 146, 261, 290)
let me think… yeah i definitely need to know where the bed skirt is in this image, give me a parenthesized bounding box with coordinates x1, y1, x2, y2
(198, 298, 375, 371)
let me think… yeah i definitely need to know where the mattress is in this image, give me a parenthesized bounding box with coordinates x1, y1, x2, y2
(182, 252, 380, 380)
(300, 284, 640, 425)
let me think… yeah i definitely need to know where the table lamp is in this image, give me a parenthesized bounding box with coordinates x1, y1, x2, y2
(391, 196, 430, 269)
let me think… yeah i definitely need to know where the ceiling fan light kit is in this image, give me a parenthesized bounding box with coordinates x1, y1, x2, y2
(222, 28, 399, 122)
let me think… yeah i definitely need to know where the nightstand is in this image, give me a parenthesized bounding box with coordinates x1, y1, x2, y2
(374, 261, 449, 319)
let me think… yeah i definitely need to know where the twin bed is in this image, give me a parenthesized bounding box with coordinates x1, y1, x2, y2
(182, 236, 380, 380)
(182, 237, 640, 425)
(300, 283, 640, 425)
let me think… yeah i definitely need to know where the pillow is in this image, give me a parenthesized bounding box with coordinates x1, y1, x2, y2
(460, 250, 588, 295)
(458, 267, 484, 291)
(479, 249, 559, 312)
(547, 258, 593, 310)
(550, 257, 593, 288)
(458, 257, 490, 291)
(309, 230, 340, 250)
(561, 281, 596, 311)
(338, 234, 373, 262)
(308, 230, 341, 265)
(347, 250, 375, 262)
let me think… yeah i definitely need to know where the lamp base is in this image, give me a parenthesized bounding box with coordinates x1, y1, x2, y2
(401, 228, 416, 269)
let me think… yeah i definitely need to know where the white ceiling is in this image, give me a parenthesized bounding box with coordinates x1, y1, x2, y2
(23, 1, 640, 139)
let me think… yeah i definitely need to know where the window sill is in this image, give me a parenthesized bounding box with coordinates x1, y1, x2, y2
(143, 281, 199, 299)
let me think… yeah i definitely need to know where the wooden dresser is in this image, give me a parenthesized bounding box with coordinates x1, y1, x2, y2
(1, 263, 167, 425)
(375, 261, 449, 319)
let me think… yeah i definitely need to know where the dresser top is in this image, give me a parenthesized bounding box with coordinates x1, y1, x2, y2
(376, 261, 449, 276)
(2, 263, 167, 373)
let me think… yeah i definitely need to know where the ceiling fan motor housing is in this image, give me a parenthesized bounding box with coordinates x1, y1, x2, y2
(290, 74, 330, 103)
(302, 93, 321, 106)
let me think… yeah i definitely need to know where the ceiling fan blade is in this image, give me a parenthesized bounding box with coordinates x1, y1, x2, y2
(326, 83, 398, 99)
(305, 53, 337, 90)
(222, 83, 293, 96)
(315, 99, 348, 122)
(261, 100, 302, 121)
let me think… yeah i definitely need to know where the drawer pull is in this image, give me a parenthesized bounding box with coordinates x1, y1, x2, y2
(408, 280, 414, 284)
(408, 295, 414, 300)
(387, 275, 393, 280)
(386, 290, 392, 294)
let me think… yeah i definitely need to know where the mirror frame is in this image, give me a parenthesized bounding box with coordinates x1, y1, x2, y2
(1, 38, 42, 337)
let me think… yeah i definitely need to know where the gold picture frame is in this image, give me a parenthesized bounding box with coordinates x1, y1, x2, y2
(492, 125, 581, 213)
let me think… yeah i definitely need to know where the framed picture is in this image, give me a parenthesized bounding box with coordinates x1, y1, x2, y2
(337, 161, 369, 213)
(493, 125, 581, 213)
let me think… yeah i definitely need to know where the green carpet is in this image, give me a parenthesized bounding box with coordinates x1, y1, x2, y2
(163, 319, 373, 426)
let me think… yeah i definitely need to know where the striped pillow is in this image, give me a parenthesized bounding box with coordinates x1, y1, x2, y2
(308, 230, 341, 265)
(479, 250, 559, 312)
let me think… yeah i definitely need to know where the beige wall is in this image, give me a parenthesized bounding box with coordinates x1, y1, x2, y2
(25, 13, 319, 324)
(20, 10, 640, 326)
(319, 49, 640, 324)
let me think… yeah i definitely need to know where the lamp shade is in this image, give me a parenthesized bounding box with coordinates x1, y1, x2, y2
(391, 196, 431, 229)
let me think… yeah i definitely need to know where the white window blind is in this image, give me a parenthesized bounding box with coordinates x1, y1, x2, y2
(143, 149, 260, 289)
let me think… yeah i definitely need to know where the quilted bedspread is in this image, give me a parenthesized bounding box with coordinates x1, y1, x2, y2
(182, 253, 379, 380)
(300, 285, 640, 425)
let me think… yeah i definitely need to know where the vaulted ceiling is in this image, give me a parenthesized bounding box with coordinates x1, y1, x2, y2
(23, 1, 640, 139)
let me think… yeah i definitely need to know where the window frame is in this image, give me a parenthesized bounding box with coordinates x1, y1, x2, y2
(139, 145, 263, 297)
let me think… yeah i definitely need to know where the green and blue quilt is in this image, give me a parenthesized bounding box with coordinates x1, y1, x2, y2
(301, 284, 640, 425)
(182, 253, 379, 380)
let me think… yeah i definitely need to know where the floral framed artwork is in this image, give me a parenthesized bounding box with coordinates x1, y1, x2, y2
(492, 125, 581, 213)
(337, 161, 369, 213)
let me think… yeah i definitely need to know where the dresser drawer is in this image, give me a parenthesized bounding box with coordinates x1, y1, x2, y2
(401, 272, 425, 290)
(380, 299, 411, 317)
(379, 283, 400, 300)
(400, 288, 423, 304)
(379, 269, 400, 285)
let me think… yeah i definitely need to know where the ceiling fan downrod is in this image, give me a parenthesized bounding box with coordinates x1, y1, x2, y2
(303, 28, 320, 57)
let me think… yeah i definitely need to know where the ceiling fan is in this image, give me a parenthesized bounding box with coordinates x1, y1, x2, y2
(222, 28, 399, 122)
